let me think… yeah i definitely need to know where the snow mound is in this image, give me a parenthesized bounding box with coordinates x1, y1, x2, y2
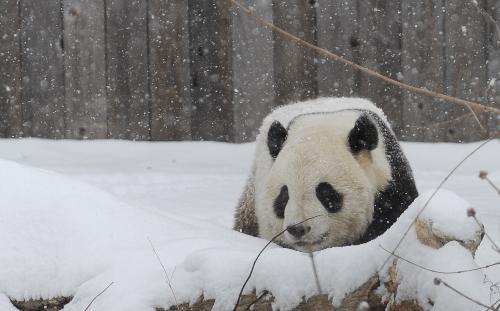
(418, 189, 482, 242)
(0, 157, 497, 310)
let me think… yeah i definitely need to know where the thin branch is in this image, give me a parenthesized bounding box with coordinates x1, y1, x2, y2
(84, 282, 114, 311)
(243, 290, 269, 311)
(229, 0, 500, 118)
(148, 238, 178, 306)
(471, 215, 500, 253)
(307, 250, 322, 294)
(434, 278, 490, 309)
(379, 245, 500, 274)
(379, 138, 495, 271)
(232, 215, 324, 311)
(488, 296, 500, 311)
(404, 112, 483, 129)
(479, 171, 500, 195)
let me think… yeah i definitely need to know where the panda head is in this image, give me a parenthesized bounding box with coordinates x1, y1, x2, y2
(258, 112, 392, 252)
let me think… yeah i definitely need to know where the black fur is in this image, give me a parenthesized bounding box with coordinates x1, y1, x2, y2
(354, 112, 419, 244)
(348, 114, 379, 154)
(273, 185, 289, 218)
(316, 182, 343, 213)
(268, 121, 288, 159)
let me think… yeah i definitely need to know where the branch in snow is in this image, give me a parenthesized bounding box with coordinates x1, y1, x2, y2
(479, 171, 500, 195)
(232, 214, 324, 311)
(379, 139, 496, 272)
(84, 282, 114, 311)
(148, 238, 178, 305)
(434, 278, 491, 309)
(379, 246, 500, 275)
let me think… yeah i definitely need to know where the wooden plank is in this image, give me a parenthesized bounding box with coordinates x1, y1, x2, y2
(188, 0, 234, 142)
(20, 0, 65, 138)
(149, 0, 191, 141)
(106, 0, 150, 140)
(63, 0, 107, 139)
(486, 0, 500, 136)
(316, 0, 358, 98)
(444, 0, 488, 142)
(272, 0, 318, 107)
(401, 0, 447, 141)
(0, 0, 23, 137)
(358, 0, 403, 136)
(232, 0, 274, 142)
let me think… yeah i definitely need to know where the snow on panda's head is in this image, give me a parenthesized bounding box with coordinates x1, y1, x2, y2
(257, 110, 392, 252)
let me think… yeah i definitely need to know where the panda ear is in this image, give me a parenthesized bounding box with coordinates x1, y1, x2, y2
(348, 114, 378, 154)
(268, 121, 288, 159)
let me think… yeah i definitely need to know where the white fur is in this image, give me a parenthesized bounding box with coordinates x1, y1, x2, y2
(252, 98, 393, 252)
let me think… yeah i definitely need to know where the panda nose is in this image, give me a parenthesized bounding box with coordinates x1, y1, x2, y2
(286, 224, 311, 239)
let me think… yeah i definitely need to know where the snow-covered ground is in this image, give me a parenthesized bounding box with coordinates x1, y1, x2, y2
(0, 139, 499, 310)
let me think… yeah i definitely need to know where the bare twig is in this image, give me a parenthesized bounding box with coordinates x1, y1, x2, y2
(229, 0, 500, 118)
(243, 290, 269, 311)
(307, 250, 322, 294)
(404, 112, 482, 130)
(479, 171, 500, 195)
(379, 245, 500, 274)
(232, 215, 324, 311)
(84, 282, 114, 311)
(148, 238, 178, 305)
(379, 138, 495, 271)
(434, 278, 490, 309)
(488, 296, 500, 311)
(470, 214, 500, 253)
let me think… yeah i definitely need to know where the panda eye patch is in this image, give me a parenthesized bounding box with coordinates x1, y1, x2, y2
(273, 185, 289, 218)
(316, 182, 343, 213)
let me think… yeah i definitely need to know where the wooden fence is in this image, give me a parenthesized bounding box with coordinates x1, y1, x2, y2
(0, 0, 498, 142)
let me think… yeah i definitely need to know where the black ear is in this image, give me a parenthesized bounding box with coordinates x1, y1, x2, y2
(348, 114, 378, 154)
(268, 121, 288, 159)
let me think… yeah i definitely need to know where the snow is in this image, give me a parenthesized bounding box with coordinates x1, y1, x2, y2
(418, 189, 481, 242)
(0, 138, 498, 310)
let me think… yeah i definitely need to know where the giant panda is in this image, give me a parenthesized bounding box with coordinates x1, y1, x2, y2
(234, 97, 418, 252)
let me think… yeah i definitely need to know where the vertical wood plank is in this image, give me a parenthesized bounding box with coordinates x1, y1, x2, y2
(188, 0, 234, 142)
(273, 0, 318, 106)
(0, 0, 23, 137)
(316, 0, 358, 98)
(232, 0, 274, 142)
(149, 0, 192, 141)
(106, 0, 150, 140)
(20, 0, 65, 138)
(485, 0, 500, 136)
(63, 0, 107, 139)
(444, 0, 488, 142)
(358, 0, 403, 136)
(401, 0, 446, 141)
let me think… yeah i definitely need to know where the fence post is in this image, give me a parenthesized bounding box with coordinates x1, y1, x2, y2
(63, 0, 107, 139)
(401, 0, 446, 141)
(149, 0, 192, 141)
(0, 0, 22, 137)
(20, 1, 65, 138)
(358, 0, 403, 136)
(316, 0, 358, 98)
(443, 0, 488, 142)
(106, 0, 150, 140)
(273, 0, 318, 107)
(486, 0, 500, 136)
(232, 0, 274, 142)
